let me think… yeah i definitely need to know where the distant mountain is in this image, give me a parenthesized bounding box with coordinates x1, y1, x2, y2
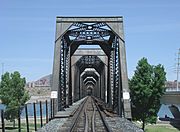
(27, 74, 179, 90)
(26, 74, 52, 87)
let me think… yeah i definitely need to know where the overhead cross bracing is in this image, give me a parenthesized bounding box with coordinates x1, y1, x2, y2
(76, 55, 104, 73)
(52, 17, 131, 119)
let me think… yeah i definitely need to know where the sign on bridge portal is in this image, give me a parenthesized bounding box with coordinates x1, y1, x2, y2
(51, 91, 57, 98)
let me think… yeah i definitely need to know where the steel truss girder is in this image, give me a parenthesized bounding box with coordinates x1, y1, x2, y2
(66, 22, 113, 42)
(52, 17, 131, 119)
(81, 72, 99, 81)
(85, 81, 95, 86)
(79, 55, 101, 65)
(84, 78, 96, 84)
(111, 36, 123, 117)
(83, 77, 97, 83)
(77, 55, 104, 74)
(67, 47, 72, 106)
(58, 37, 72, 110)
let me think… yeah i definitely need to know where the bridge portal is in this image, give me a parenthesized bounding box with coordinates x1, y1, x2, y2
(51, 17, 131, 119)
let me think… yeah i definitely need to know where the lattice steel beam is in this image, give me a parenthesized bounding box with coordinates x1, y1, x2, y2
(84, 78, 96, 84)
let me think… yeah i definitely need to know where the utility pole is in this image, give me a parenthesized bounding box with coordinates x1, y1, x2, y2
(176, 48, 180, 91)
(1, 63, 4, 81)
(2, 63, 4, 75)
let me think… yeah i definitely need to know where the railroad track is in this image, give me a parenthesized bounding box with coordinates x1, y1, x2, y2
(69, 96, 112, 132)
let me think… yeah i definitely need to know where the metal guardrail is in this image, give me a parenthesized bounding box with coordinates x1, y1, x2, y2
(0, 100, 52, 132)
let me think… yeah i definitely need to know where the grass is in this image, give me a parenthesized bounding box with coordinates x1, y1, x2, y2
(1, 118, 46, 132)
(134, 121, 180, 132)
(145, 125, 180, 132)
(2, 119, 180, 132)
(5, 123, 41, 132)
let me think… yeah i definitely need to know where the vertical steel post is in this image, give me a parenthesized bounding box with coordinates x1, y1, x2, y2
(1, 110, 5, 132)
(18, 107, 21, 132)
(53, 99, 55, 118)
(116, 37, 123, 117)
(25, 104, 29, 132)
(112, 36, 123, 116)
(68, 46, 73, 105)
(33, 103, 37, 131)
(63, 40, 67, 108)
(58, 39, 63, 111)
(78, 68, 80, 100)
(58, 38, 66, 110)
(112, 38, 117, 112)
(40, 101, 43, 127)
(98, 73, 102, 99)
(50, 99, 52, 119)
(109, 48, 114, 109)
(46, 100, 48, 123)
(107, 57, 111, 106)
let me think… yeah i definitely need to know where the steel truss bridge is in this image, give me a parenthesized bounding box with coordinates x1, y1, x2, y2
(51, 17, 131, 119)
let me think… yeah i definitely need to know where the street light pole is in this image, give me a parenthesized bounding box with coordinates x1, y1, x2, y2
(176, 48, 180, 91)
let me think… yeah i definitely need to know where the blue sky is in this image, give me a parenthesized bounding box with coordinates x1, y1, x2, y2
(0, 0, 180, 82)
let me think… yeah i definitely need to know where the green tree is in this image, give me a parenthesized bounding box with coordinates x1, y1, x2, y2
(0, 71, 30, 126)
(129, 58, 166, 130)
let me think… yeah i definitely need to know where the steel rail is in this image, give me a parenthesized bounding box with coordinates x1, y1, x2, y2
(84, 108, 89, 132)
(92, 101, 96, 132)
(68, 97, 88, 132)
(93, 97, 113, 132)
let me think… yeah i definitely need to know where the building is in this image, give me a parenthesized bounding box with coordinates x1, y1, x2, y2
(165, 80, 180, 91)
